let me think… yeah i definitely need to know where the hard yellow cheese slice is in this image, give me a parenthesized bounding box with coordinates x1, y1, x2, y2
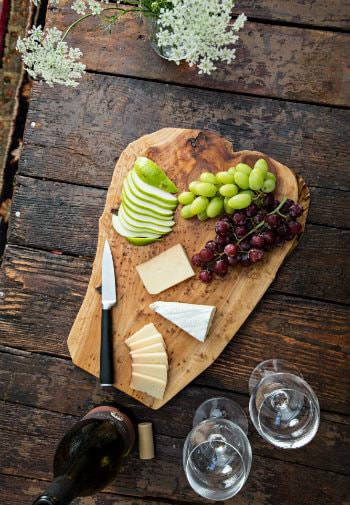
(131, 372, 166, 400)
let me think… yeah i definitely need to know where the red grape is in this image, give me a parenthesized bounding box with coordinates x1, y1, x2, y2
(239, 253, 251, 267)
(251, 234, 265, 248)
(281, 199, 293, 212)
(224, 244, 238, 257)
(199, 248, 214, 262)
(288, 221, 302, 235)
(233, 212, 246, 225)
(289, 203, 303, 218)
(261, 230, 275, 244)
(192, 253, 202, 266)
(240, 239, 251, 251)
(265, 214, 281, 229)
(235, 225, 248, 238)
(253, 211, 266, 225)
(215, 221, 231, 236)
(248, 249, 264, 263)
(205, 240, 218, 253)
(275, 236, 285, 247)
(276, 222, 288, 237)
(246, 204, 258, 217)
(285, 231, 295, 241)
(213, 259, 228, 276)
(199, 270, 213, 283)
(263, 193, 275, 210)
(227, 256, 239, 266)
(215, 235, 227, 248)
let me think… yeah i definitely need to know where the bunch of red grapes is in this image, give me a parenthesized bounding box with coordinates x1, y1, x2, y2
(192, 193, 303, 283)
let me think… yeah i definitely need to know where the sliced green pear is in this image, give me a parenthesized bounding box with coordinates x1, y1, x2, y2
(134, 156, 178, 193)
(127, 237, 159, 245)
(121, 202, 175, 228)
(126, 172, 175, 211)
(131, 170, 178, 208)
(122, 189, 173, 223)
(112, 214, 160, 239)
(119, 207, 172, 235)
(123, 180, 173, 218)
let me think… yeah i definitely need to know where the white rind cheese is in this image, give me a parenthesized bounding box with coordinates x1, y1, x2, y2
(150, 301, 216, 342)
(132, 363, 168, 381)
(131, 352, 168, 366)
(136, 244, 194, 295)
(131, 372, 167, 400)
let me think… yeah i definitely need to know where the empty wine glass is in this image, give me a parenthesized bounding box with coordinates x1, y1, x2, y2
(183, 397, 252, 500)
(249, 359, 320, 449)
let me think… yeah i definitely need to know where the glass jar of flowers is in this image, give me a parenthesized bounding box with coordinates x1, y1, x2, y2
(17, 0, 246, 87)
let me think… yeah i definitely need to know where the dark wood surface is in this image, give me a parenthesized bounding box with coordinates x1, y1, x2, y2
(1, 1, 349, 504)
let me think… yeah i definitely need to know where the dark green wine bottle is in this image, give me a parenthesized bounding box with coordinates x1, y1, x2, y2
(32, 406, 135, 505)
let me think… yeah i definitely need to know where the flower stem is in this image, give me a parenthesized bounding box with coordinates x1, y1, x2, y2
(62, 13, 93, 41)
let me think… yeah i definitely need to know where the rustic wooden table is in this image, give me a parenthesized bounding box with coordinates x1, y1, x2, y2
(1, 2, 350, 504)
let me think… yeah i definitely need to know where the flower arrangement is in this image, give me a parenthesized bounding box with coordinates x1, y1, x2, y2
(17, 0, 246, 87)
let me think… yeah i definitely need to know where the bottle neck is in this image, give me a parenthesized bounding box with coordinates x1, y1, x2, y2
(32, 476, 77, 505)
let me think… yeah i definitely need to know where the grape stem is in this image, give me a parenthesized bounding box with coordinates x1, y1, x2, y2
(236, 196, 288, 245)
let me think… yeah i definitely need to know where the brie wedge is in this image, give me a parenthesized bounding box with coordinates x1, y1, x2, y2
(149, 301, 216, 342)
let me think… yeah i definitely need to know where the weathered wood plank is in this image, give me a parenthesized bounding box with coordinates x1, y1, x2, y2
(0, 352, 349, 478)
(46, 3, 350, 106)
(7, 178, 350, 303)
(21, 76, 350, 191)
(0, 473, 175, 505)
(233, 0, 350, 29)
(0, 248, 349, 414)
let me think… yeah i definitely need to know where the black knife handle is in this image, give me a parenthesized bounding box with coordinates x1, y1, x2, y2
(100, 308, 114, 386)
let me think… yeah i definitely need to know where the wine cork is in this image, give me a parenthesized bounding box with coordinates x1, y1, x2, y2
(138, 422, 155, 460)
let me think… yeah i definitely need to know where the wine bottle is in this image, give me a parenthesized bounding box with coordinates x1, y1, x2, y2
(32, 405, 135, 505)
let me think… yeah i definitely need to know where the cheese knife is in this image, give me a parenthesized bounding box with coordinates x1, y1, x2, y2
(100, 239, 116, 387)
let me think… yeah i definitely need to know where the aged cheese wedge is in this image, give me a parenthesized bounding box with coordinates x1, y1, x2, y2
(128, 333, 164, 351)
(136, 244, 194, 294)
(132, 363, 168, 381)
(130, 342, 165, 355)
(125, 323, 159, 347)
(131, 352, 168, 366)
(150, 301, 216, 342)
(131, 372, 167, 400)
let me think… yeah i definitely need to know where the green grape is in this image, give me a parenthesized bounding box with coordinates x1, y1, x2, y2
(254, 158, 268, 176)
(240, 189, 253, 197)
(249, 168, 265, 191)
(265, 171, 276, 182)
(190, 196, 209, 215)
(198, 210, 209, 221)
(199, 172, 217, 184)
(228, 193, 252, 209)
(216, 171, 235, 184)
(224, 197, 235, 214)
(206, 196, 224, 218)
(180, 204, 194, 219)
(219, 184, 239, 197)
(178, 191, 195, 205)
(189, 181, 200, 193)
(262, 179, 276, 193)
(234, 171, 250, 189)
(228, 167, 236, 175)
(235, 163, 252, 176)
(193, 182, 217, 197)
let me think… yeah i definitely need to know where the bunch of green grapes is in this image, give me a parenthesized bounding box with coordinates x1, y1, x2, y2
(179, 158, 276, 221)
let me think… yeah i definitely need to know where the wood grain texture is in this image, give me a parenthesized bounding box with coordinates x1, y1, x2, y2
(0, 392, 349, 504)
(8, 176, 350, 303)
(65, 128, 309, 409)
(21, 77, 350, 191)
(1, 246, 349, 413)
(46, 3, 350, 106)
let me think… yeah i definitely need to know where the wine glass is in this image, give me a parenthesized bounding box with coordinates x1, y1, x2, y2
(249, 359, 320, 449)
(183, 397, 252, 500)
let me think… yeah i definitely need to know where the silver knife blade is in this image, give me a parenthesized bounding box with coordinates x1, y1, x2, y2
(102, 240, 116, 310)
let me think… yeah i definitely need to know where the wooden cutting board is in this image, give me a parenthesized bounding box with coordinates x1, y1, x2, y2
(67, 128, 310, 409)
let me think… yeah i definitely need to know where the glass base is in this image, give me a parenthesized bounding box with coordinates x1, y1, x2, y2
(248, 359, 302, 394)
(193, 397, 248, 434)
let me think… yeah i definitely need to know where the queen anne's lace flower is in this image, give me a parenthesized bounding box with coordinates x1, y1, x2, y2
(72, 0, 102, 15)
(156, 0, 246, 74)
(16, 26, 86, 87)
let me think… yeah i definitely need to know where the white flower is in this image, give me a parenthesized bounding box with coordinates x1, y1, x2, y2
(72, 0, 102, 15)
(156, 0, 246, 75)
(72, 0, 87, 15)
(16, 26, 86, 87)
(87, 0, 102, 15)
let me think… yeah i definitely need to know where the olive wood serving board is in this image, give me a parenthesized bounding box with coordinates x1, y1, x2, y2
(67, 128, 310, 409)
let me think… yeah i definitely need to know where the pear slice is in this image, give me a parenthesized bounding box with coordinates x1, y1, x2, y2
(127, 237, 159, 246)
(121, 202, 175, 228)
(134, 156, 178, 193)
(122, 189, 173, 223)
(119, 206, 172, 235)
(127, 172, 175, 211)
(131, 170, 178, 207)
(123, 179, 173, 218)
(112, 214, 160, 239)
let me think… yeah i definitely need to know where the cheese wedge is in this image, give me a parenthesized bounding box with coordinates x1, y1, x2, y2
(130, 342, 164, 355)
(131, 372, 166, 400)
(136, 244, 194, 294)
(131, 352, 168, 366)
(150, 301, 216, 342)
(132, 363, 168, 381)
(125, 323, 159, 347)
(128, 333, 164, 351)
